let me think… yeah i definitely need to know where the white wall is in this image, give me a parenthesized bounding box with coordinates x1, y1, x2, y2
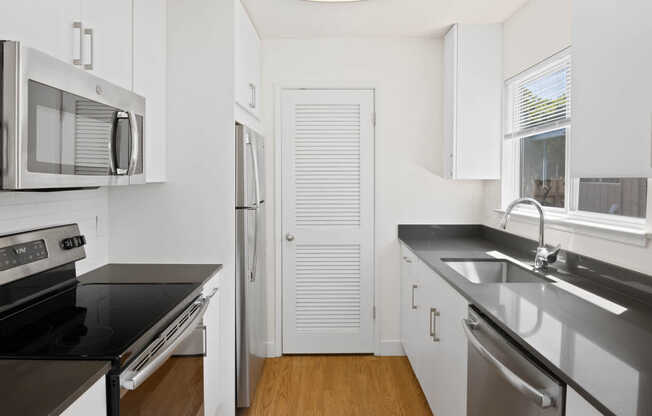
(108, 0, 236, 414)
(485, 0, 652, 276)
(0, 190, 108, 274)
(262, 37, 484, 355)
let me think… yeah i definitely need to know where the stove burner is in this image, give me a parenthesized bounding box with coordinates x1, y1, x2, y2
(55, 326, 115, 348)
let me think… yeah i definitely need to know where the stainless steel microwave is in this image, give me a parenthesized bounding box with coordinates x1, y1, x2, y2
(1, 41, 145, 189)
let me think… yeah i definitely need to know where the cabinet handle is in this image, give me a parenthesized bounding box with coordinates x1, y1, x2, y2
(72, 21, 83, 65)
(403, 256, 412, 263)
(84, 28, 94, 70)
(411, 284, 418, 310)
(249, 83, 256, 109)
(430, 308, 440, 342)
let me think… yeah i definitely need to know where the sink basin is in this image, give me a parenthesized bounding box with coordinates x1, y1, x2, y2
(443, 259, 553, 284)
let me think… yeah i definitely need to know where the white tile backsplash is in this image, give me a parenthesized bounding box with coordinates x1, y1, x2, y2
(0, 188, 109, 274)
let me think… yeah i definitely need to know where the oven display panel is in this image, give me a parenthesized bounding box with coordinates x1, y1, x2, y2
(0, 240, 48, 271)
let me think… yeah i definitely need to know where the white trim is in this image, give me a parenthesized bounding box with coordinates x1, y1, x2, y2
(505, 47, 572, 84)
(494, 207, 649, 247)
(377, 340, 405, 357)
(264, 341, 280, 358)
(273, 82, 379, 356)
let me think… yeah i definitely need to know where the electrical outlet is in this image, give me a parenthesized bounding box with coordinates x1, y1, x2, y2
(95, 215, 104, 238)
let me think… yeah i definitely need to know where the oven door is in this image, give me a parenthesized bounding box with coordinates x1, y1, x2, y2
(2, 41, 145, 190)
(117, 290, 215, 416)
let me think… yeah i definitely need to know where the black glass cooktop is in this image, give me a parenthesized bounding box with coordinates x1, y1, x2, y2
(0, 282, 199, 361)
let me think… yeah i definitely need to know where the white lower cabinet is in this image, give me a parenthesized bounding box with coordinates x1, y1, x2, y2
(202, 273, 222, 416)
(400, 243, 468, 416)
(400, 244, 418, 366)
(565, 387, 603, 416)
(59, 376, 106, 416)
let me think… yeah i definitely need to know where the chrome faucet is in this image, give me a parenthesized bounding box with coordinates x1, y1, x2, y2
(500, 197, 561, 270)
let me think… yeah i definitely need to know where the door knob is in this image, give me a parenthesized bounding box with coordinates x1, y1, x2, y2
(286, 233, 295, 241)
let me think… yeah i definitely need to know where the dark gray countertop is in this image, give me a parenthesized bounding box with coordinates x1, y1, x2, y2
(1, 263, 222, 416)
(79, 263, 223, 285)
(399, 224, 652, 416)
(0, 360, 110, 416)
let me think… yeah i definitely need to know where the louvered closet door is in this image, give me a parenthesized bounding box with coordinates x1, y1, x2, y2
(282, 89, 374, 353)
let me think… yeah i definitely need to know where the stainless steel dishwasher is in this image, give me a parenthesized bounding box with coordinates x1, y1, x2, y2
(462, 307, 565, 416)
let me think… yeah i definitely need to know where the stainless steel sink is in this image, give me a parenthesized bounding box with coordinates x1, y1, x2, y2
(443, 259, 553, 284)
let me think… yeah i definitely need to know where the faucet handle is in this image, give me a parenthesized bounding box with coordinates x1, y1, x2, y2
(546, 244, 562, 264)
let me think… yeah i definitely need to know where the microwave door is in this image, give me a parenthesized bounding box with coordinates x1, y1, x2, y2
(19, 81, 131, 188)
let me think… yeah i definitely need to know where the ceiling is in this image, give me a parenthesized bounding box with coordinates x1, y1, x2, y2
(242, 0, 530, 38)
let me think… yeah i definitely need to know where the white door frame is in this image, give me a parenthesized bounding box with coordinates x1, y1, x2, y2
(272, 82, 378, 357)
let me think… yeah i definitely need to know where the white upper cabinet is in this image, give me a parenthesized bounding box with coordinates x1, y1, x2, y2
(0, 0, 133, 90)
(133, 0, 167, 183)
(571, 0, 652, 178)
(443, 23, 503, 180)
(80, 0, 133, 90)
(0, 0, 167, 183)
(235, 0, 262, 120)
(0, 0, 81, 64)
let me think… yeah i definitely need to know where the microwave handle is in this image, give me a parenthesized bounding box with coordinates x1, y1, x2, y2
(109, 111, 126, 175)
(108, 126, 117, 175)
(127, 111, 140, 175)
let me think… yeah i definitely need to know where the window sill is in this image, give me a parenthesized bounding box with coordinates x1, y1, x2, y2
(492, 208, 650, 247)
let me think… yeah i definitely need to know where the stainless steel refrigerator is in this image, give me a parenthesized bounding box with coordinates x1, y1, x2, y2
(235, 123, 266, 408)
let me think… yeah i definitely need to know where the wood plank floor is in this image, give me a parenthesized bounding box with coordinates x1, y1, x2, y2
(238, 355, 432, 416)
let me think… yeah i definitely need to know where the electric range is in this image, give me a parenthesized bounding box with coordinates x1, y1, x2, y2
(0, 224, 214, 415)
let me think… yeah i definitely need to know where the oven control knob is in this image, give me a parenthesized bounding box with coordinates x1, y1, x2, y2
(60, 235, 86, 250)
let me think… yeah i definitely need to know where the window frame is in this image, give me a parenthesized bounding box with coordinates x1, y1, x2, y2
(501, 49, 648, 242)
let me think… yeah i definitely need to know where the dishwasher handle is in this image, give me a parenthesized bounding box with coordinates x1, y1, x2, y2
(462, 318, 554, 409)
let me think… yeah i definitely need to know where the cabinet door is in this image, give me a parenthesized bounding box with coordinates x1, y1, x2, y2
(443, 23, 502, 180)
(414, 268, 440, 415)
(0, 0, 81, 64)
(133, 0, 167, 182)
(60, 376, 106, 416)
(235, 0, 261, 118)
(571, 0, 652, 177)
(400, 245, 415, 361)
(81, 0, 133, 90)
(430, 269, 468, 416)
(203, 276, 221, 416)
(566, 387, 603, 416)
(442, 24, 458, 180)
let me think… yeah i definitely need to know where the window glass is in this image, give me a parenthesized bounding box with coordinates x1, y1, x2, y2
(578, 178, 647, 218)
(519, 129, 566, 208)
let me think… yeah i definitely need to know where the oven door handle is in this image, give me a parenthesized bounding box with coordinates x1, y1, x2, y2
(461, 318, 554, 409)
(120, 293, 214, 390)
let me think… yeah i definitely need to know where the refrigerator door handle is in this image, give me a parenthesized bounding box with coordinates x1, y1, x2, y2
(247, 133, 261, 282)
(249, 135, 262, 209)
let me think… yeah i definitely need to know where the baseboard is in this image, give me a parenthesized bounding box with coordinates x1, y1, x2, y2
(377, 339, 405, 356)
(264, 341, 281, 358)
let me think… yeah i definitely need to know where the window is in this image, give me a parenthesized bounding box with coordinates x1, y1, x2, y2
(503, 48, 647, 227)
(520, 129, 566, 208)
